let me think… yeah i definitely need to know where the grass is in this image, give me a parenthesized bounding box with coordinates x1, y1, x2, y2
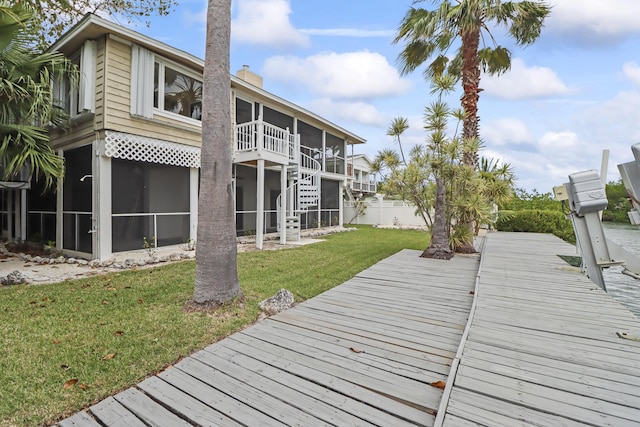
(0, 225, 429, 427)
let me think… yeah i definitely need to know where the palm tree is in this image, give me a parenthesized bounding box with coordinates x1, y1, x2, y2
(192, 0, 243, 306)
(395, 0, 550, 168)
(387, 117, 410, 166)
(0, 3, 73, 188)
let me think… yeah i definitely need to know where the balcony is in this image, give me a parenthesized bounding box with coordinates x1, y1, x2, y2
(351, 181, 377, 194)
(233, 118, 299, 166)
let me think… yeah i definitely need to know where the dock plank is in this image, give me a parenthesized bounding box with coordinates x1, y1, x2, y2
(90, 397, 146, 427)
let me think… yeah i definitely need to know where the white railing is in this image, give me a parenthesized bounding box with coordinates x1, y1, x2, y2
(351, 181, 377, 193)
(234, 117, 298, 160)
(276, 146, 322, 231)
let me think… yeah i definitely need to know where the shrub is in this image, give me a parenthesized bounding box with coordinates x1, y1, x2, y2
(496, 210, 575, 244)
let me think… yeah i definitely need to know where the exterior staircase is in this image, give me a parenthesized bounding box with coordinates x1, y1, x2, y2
(277, 148, 321, 241)
(233, 117, 321, 243)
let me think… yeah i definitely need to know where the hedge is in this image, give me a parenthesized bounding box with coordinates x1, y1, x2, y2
(496, 210, 575, 244)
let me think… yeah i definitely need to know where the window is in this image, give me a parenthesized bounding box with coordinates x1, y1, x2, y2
(153, 60, 203, 121)
(53, 40, 97, 117)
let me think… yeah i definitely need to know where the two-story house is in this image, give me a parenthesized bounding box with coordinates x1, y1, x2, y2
(0, 13, 366, 260)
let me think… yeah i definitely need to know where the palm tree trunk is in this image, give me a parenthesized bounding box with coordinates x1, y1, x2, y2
(421, 176, 452, 260)
(460, 27, 481, 168)
(193, 0, 242, 305)
(456, 27, 481, 253)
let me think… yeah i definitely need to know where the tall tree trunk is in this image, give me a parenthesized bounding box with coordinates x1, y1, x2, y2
(460, 27, 481, 168)
(193, 0, 242, 305)
(456, 27, 481, 253)
(421, 176, 452, 260)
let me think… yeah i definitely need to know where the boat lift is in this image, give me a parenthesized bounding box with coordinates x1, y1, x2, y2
(557, 143, 640, 290)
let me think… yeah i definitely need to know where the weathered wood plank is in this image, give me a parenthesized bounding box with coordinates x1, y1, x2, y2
(173, 356, 329, 426)
(90, 397, 147, 427)
(140, 372, 278, 426)
(267, 318, 452, 375)
(461, 345, 640, 396)
(113, 388, 192, 427)
(57, 412, 101, 427)
(446, 388, 588, 427)
(215, 338, 434, 425)
(191, 346, 419, 426)
(235, 327, 442, 408)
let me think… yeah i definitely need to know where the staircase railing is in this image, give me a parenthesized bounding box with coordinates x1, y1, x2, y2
(276, 146, 322, 238)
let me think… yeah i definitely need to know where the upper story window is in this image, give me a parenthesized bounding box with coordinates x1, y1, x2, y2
(53, 40, 96, 117)
(153, 60, 203, 121)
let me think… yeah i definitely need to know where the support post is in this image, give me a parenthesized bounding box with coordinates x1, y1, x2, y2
(20, 189, 27, 240)
(280, 164, 287, 244)
(256, 159, 265, 249)
(56, 150, 63, 252)
(7, 189, 13, 240)
(339, 181, 344, 227)
(190, 167, 199, 243)
(96, 152, 112, 261)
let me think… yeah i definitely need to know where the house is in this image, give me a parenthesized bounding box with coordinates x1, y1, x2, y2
(0, 13, 366, 260)
(346, 154, 377, 197)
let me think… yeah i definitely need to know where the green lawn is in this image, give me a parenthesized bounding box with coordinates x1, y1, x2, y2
(0, 226, 428, 427)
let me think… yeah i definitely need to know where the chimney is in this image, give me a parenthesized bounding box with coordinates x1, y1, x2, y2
(236, 65, 263, 88)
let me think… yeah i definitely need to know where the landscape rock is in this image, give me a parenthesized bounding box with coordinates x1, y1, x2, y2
(1, 270, 29, 286)
(259, 289, 294, 316)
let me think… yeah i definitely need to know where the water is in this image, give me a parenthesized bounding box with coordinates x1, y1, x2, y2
(602, 222, 640, 318)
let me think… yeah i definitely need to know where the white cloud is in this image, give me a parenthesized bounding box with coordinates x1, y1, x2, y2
(547, 0, 640, 41)
(482, 118, 535, 146)
(308, 99, 386, 127)
(262, 51, 412, 99)
(623, 62, 640, 86)
(300, 28, 395, 38)
(231, 0, 309, 49)
(482, 58, 571, 99)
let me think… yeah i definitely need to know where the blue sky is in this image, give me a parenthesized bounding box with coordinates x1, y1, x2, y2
(123, 0, 640, 192)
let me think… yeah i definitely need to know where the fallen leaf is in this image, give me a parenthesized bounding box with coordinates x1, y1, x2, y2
(63, 378, 78, 389)
(102, 353, 116, 360)
(430, 380, 446, 390)
(52, 339, 60, 344)
(114, 330, 124, 336)
(42, 297, 50, 301)
(78, 384, 89, 391)
(102, 299, 109, 305)
(60, 364, 70, 370)
(138, 298, 144, 304)
(107, 287, 116, 291)
(349, 347, 365, 354)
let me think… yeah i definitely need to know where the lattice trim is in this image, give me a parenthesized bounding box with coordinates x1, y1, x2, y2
(104, 131, 200, 168)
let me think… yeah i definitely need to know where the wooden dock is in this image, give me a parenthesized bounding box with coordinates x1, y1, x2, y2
(56, 232, 640, 426)
(57, 249, 479, 427)
(439, 232, 640, 426)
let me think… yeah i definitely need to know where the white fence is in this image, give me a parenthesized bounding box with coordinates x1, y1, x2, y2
(344, 200, 426, 227)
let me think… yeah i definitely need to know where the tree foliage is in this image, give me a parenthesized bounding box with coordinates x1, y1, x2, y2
(0, 2, 75, 188)
(603, 179, 631, 223)
(394, 0, 551, 167)
(21, 0, 178, 49)
(372, 76, 514, 255)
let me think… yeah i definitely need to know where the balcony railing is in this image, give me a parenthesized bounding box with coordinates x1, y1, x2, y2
(351, 181, 377, 193)
(234, 118, 299, 163)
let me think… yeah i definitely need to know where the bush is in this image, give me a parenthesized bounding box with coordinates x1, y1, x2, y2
(496, 210, 575, 244)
